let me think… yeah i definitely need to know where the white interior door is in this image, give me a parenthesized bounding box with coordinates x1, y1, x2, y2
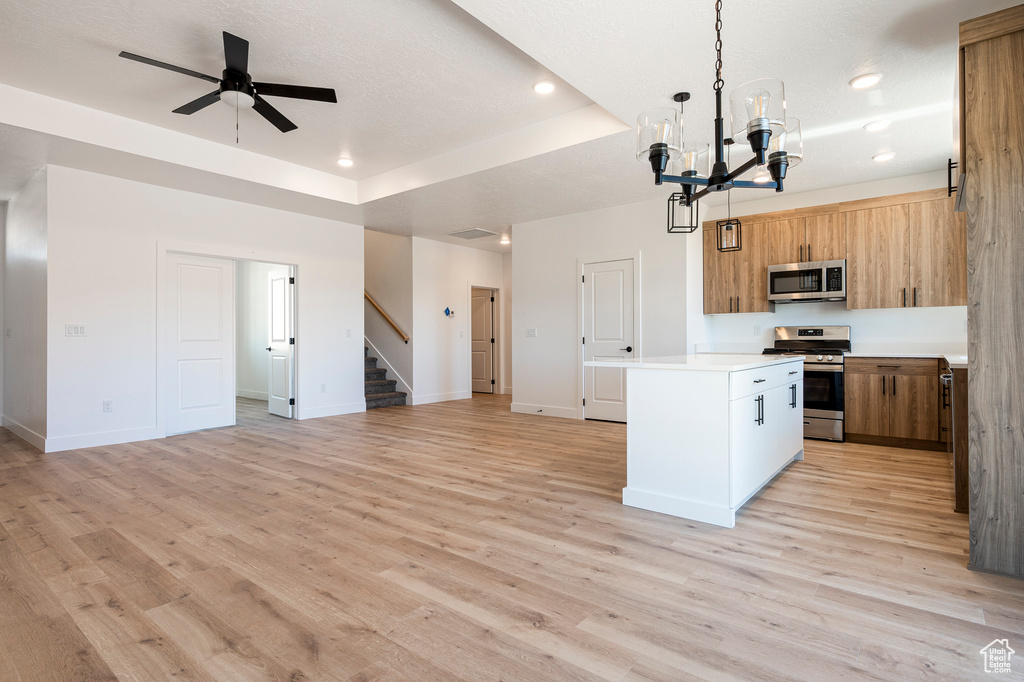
(166, 253, 235, 435)
(471, 288, 494, 393)
(583, 259, 635, 422)
(267, 267, 294, 418)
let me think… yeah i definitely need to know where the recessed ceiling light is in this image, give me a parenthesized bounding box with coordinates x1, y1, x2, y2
(872, 152, 895, 162)
(534, 81, 555, 95)
(850, 73, 882, 89)
(337, 158, 354, 167)
(864, 119, 891, 132)
(499, 234, 511, 245)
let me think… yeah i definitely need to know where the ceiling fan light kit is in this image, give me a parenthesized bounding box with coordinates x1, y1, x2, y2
(636, 0, 803, 213)
(119, 31, 338, 134)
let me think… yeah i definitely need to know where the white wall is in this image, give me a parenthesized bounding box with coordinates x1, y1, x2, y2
(39, 165, 364, 452)
(411, 237, 503, 404)
(364, 230, 413, 392)
(235, 260, 280, 400)
(3, 169, 48, 448)
(511, 197, 688, 418)
(691, 170, 968, 355)
(0, 202, 6, 422)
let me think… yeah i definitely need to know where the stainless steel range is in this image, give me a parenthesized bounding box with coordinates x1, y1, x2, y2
(763, 326, 851, 441)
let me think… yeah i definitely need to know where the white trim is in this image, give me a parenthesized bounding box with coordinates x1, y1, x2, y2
(2, 417, 46, 451)
(364, 337, 413, 397)
(510, 402, 578, 419)
(43, 426, 162, 454)
(622, 486, 737, 528)
(413, 391, 471, 405)
(298, 401, 366, 420)
(237, 389, 269, 401)
(577, 250, 642, 421)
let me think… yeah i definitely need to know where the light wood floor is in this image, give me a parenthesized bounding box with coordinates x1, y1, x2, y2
(0, 395, 1021, 681)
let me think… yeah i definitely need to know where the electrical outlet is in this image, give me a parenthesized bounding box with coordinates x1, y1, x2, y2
(102, 400, 113, 413)
(346, 329, 352, 338)
(459, 330, 464, 338)
(753, 325, 761, 337)
(526, 328, 538, 337)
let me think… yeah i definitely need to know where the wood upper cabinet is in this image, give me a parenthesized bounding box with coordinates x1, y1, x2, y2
(805, 213, 846, 262)
(845, 205, 911, 309)
(845, 357, 939, 442)
(767, 214, 845, 265)
(909, 199, 968, 307)
(702, 223, 771, 314)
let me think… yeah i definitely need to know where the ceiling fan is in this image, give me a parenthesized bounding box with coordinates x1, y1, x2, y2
(119, 31, 337, 133)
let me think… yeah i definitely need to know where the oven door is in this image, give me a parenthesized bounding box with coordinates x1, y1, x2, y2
(768, 264, 825, 301)
(803, 364, 844, 419)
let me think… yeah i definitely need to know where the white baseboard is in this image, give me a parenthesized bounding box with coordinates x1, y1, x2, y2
(412, 391, 471, 405)
(499, 386, 512, 395)
(43, 426, 162, 454)
(510, 402, 579, 419)
(297, 401, 366, 420)
(2, 416, 46, 451)
(236, 389, 269, 401)
(622, 486, 737, 528)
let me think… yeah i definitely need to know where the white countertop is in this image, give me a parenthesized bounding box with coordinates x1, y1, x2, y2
(846, 352, 968, 369)
(584, 353, 803, 372)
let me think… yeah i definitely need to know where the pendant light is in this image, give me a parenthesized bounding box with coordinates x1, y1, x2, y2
(636, 0, 803, 208)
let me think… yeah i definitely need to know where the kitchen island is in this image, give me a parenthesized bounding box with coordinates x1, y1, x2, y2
(586, 354, 804, 527)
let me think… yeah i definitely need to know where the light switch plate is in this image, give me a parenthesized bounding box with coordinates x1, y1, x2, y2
(526, 328, 538, 337)
(65, 324, 87, 337)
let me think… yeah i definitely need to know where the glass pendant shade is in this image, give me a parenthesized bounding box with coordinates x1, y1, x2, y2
(729, 78, 787, 142)
(769, 117, 803, 168)
(636, 108, 682, 160)
(677, 144, 711, 178)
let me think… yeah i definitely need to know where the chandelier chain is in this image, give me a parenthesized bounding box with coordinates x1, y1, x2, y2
(714, 0, 724, 93)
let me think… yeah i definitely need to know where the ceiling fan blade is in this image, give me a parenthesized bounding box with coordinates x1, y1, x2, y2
(253, 94, 297, 132)
(223, 32, 249, 74)
(119, 51, 220, 84)
(252, 82, 337, 103)
(172, 90, 222, 115)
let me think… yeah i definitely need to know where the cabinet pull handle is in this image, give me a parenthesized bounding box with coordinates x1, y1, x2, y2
(788, 370, 799, 375)
(736, 296, 740, 312)
(913, 287, 918, 307)
(729, 297, 733, 313)
(754, 378, 766, 383)
(790, 384, 797, 408)
(902, 288, 907, 307)
(799, 244, 803, 262)
(876, 364, 901, 369)
(808, 244, 812, 262)
(882, 375, 886, 395)
(892, 375, 896, 396)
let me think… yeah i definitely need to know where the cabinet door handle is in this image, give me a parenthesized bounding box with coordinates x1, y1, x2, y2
(729, 297, 733, 313)
(892, 375, 896, 396)
(876, 364, 902, 369)
(882, 375, 886, 395)
(736, 296, 740, 312)
(913, 287, 918, 307)
(788, 370, 799, 375)
(808, 244, 812, 262)
(754, 378, 766, 384)
(799, 244, 803, 262)
(790, 384, 797, 408)
(902, 288, 907, 307)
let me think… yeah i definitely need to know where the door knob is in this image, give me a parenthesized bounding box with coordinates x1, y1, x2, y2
(620, 346, 633, 353)
(266, 347, 272, 351)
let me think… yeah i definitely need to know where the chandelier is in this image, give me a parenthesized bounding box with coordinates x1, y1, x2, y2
(636, 0, 803, 214)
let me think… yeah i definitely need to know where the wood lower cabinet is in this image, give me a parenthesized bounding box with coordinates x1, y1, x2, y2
(845, 357, 940, 447)
(702, 224, 771, 314)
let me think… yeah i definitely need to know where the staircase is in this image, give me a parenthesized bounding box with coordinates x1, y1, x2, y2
(365, 347, 408, 409)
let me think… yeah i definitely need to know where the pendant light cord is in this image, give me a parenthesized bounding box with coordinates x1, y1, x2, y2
(714, 0, 724, 94)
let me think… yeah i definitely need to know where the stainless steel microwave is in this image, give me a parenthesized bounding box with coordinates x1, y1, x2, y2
(767, 259, 846, 303)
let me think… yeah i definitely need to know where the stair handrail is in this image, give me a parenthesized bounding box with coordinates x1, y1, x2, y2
(364, 291, 410, 343)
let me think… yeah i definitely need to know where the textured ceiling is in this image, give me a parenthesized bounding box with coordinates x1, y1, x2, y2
(0, 0, 1020, 253)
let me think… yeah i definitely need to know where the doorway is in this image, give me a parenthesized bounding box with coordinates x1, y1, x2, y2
(163, 253, 296, 436)
(581, 256, 639, 423)
(236, 260, 295, 419)
(471, 287, 497, 394)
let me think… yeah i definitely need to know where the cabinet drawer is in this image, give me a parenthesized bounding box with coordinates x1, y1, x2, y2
(846, 357, 938, 376)
(730, 362, 802, 399)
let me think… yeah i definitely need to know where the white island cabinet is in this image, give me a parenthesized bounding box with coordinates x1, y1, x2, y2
(585, 354, 804, 528)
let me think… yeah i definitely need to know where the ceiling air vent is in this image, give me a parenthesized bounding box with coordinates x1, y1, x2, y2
(449, 228, 498, 240)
